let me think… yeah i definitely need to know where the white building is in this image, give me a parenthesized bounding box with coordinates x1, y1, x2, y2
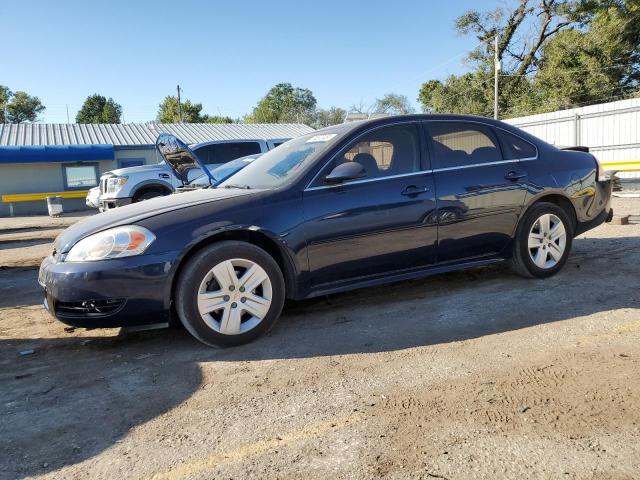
(0, 122, 313, 216)
(504, 97, 640, 180)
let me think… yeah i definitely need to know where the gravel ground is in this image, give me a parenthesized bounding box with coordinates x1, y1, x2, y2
(1, 199, 639, 480)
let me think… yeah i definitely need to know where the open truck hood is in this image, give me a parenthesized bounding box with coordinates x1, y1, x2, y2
(155, 133, 214, 185)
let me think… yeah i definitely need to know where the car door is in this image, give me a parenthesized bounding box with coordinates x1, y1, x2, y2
(302, 122, 437, 288)
(425, 121, 530, 263)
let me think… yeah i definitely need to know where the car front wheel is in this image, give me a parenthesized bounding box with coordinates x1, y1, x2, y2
(175, 241, 285, 347)
(509, 202, 573, 278)
(134, 189, 165, 202)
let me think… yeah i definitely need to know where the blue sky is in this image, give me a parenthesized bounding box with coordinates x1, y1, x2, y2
(2, 0, 487, 123)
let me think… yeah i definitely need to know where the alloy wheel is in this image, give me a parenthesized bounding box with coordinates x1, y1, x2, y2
(197, 258, 272, 335)
(527, 213, 567, 269)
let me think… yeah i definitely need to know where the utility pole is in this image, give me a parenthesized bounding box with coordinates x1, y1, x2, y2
(494, 35, 500, 120)
(176, 84, 183, 123)
(66, 104, 70, 124)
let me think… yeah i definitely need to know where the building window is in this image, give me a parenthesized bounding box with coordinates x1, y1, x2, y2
(63, 163, 99, 189)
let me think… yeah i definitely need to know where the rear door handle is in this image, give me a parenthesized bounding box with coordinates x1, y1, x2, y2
(505, 171, 527, 181)
(401, 185, 430, 196)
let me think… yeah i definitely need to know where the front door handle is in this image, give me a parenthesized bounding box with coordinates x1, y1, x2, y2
(504, 171, 527, 181)
(401, 185, 430, 196)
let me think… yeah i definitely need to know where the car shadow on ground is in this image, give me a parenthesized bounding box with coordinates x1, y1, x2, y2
(1, 235, 639, 478)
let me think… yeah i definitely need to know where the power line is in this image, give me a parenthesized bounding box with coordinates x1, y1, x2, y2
(176, 85, 183, 123)
(506, 86, 637, 118)
(499, 61, 640, 78)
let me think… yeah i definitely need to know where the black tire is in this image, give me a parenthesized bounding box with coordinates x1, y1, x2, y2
(509, 202, 574, 278)
(175, 241, 285, 347)
(133, 189, 165, 202)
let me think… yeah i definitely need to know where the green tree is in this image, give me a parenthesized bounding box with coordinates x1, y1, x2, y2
(101, 100, 121, 123)
(373, 93, 415, 115)
(6, 91, 45, 123)
(348, 100, 370, 114)
(526, 1, 640, 113)
(76, 94, 122, 123)
(156, 96, 210, 123)
(416, 0, 637, 117)
(205, 115, 234, 124)
(246, 83, 317, 124)
(312, 107, 347, 128)
(0, 85, 11, 123)
(418, 75, 495, 116)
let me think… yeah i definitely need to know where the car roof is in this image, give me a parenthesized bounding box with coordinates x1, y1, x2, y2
(315, 114, 508, 130)
(314, 114, 542, 145)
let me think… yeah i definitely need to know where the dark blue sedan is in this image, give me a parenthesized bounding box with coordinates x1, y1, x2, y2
(39, 115, 613, 347)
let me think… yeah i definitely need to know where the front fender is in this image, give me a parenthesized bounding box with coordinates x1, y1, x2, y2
(129, 179, 175, 198)
(161, 224, 302, 308)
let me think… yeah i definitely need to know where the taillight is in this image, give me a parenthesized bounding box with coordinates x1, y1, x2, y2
(594, 156, 607, 181)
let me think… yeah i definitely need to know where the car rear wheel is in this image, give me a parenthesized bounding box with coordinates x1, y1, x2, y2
(175, 241, 285, 347)
(509, 202, 573, 278)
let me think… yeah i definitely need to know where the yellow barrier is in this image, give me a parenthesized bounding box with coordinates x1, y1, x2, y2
(601, 160, 640, 172)
(1, 190, 89, 203)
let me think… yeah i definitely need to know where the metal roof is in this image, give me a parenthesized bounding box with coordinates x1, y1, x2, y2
(0, 122, 314, 147)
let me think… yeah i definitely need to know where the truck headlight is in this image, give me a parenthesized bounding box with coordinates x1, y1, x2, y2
(106, 175, 128, 193)
(65, 226, 156, 262)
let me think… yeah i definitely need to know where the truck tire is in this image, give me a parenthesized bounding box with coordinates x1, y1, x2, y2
(133, 189, 165, 202)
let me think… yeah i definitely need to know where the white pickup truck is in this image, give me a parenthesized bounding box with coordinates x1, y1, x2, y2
(97, 137, 291, 210)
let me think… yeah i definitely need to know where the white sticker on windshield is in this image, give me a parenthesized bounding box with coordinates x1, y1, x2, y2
(306, 134, 337, 143)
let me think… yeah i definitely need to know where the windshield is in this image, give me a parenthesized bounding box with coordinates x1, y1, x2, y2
(191, 154, 259, 186)
(218, 131, 339, 189)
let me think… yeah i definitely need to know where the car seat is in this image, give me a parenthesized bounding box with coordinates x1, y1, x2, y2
(351, 153, 380, 178)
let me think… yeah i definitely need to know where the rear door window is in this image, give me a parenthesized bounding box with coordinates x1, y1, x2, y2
(427, 122, 502, 169)
(194, 142, 262, 165)
(497, 130, 537, 160)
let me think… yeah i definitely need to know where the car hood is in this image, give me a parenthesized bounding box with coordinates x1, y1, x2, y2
(54, 188, 256, 254)
(156, 133, 214, 185)
(103, 163, 168, 178)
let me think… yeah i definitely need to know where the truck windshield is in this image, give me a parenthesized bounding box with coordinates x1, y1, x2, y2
(218, 131, 339, 189)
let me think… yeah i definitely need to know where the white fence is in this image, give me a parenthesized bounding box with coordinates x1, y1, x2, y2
(504, 98, 640, 179)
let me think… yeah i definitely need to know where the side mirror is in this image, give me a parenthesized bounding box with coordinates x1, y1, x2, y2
(324, 162, 366, 184)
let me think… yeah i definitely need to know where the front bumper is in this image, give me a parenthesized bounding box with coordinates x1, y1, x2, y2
(39, 251, 180, 328)
(100, 197, 133, 211)
(85, 198, 100, 208)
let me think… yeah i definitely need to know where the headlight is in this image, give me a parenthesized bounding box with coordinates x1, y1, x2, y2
(65, 226, 156, 262)
(105, 175, 128, 193)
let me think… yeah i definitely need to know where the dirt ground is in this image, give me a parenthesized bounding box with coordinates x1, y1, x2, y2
(1, 199, 639, 480)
